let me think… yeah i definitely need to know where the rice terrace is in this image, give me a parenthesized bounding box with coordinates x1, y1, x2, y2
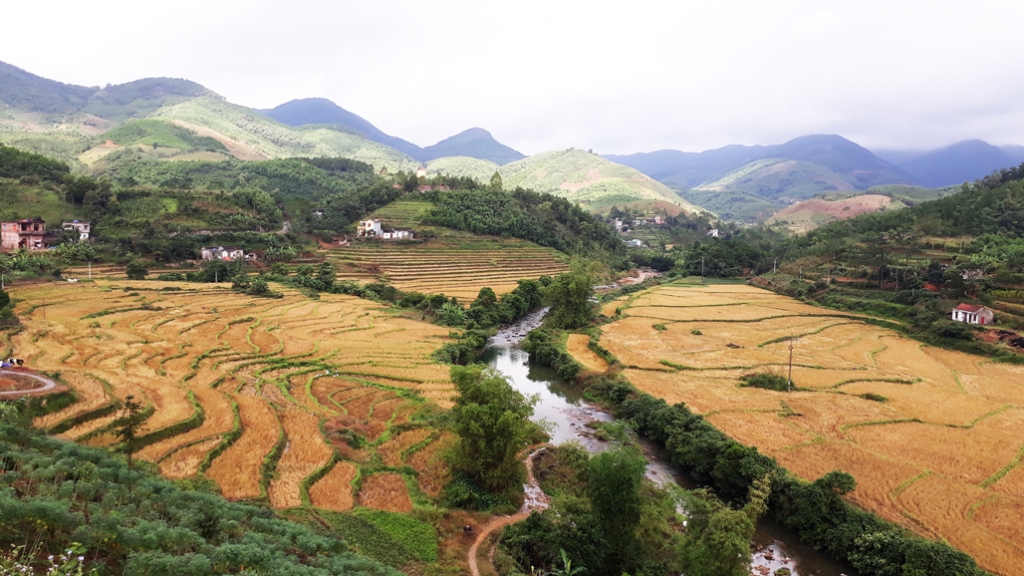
(6, 281, 457, 512)
(585, 282, 1024, 575)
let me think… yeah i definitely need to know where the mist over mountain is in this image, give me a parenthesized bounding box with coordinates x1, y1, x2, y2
(876, 140, 1024, 188)
(263, 98, 523, 165)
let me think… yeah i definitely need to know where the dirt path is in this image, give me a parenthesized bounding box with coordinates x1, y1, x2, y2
(467, 447, 550, 576)
(0, 370, 57, 396)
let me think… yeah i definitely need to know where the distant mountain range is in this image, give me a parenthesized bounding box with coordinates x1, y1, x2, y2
(608, 134, 1024, 222)
(2, 58, 1022, 224)
(262, 98, 524, 165)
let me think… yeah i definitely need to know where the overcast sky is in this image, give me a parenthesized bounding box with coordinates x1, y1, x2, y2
(3, 1, 1023, 155)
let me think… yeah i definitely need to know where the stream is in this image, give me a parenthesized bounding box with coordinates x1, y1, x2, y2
(481, 309, 860, 576)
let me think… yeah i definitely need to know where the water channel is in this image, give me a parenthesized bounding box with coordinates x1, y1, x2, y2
(480, 309, 860, 576)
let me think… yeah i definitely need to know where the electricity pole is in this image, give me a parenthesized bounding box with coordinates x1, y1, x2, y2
(701, 256, 705, 283)
(788, 336, 794, 392)
(773, 258, 777, 273)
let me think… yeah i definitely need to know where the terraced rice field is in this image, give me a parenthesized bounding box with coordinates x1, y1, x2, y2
(585, 283, 1024, 575)
(8, 280, 459, 513)
(324, 240, 569, 301)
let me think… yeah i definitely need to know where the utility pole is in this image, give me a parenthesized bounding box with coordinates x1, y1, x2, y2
(788, 336, 794, 393)
(773, 258, 777, 273)
(88, 260, 92, 281)
(701, 256, 705, 283)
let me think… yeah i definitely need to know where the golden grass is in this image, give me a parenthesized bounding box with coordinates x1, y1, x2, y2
(379, 428, 433, 467)
(9, 281, 458, 513)
(268, 410, 334, 509)
(408, 432, 456, 498)
(565, 334, 608, 372)
(358, 472, 413, 512)
(600, 283, 1024, 574)
(309, 461, 357, 511)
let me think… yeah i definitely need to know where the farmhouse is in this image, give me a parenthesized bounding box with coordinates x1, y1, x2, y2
(707, 228, 720, 238)
(626, 239, 645, 248)
(201, 246, 245, 261)
(62, 220, 91, 241)
(1, 218, 55, 251)
(952, 303, 994, 325)
(359, 219, 414, 240)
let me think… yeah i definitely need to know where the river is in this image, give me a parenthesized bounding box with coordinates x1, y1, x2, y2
(481, 309, 861, 576)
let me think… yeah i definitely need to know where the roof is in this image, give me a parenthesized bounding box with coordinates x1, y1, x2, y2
(955, 304, 989, 312)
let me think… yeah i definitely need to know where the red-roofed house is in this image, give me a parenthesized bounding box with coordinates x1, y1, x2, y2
(952, 304, 994, 325)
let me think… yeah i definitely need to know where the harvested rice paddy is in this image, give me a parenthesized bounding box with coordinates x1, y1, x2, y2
(586, 283, 1024, 575)
(323, 239, 569, 301)
(9, 280, 458, 514)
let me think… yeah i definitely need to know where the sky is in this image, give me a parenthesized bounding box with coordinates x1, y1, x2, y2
(3, 0, 1024, 155)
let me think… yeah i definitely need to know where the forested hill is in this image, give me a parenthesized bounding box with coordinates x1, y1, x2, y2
(421, 188, 626, 259)
(799, 162, 1024, 243)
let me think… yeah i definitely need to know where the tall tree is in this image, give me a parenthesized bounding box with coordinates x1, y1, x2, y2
(113, 395, 146, 468)
(544, 270, 595, 329)
(489, 171, 503, 192)
(448, 365, 535, 495)
(587, 447, 646, 573)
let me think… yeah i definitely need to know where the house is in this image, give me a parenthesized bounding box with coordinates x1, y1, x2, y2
(380, 228, 414, 240)
(952, 304, 994, 325)
(654, 215, 664, 225)
(1, 218, 53, 251)
(707, 228, 720, 238)
(961, 269, 985, 280)
(664, 244, 675, 251)
(359, 219, 383, 237)
(312, 210, 324, 219)
(62, 220, 91, 241)
(612, 219, 623, 230)
(417, 185, 433, 192)
(626, 239, 645, 248)
(201, 246, 245, 261)
(416, 166, 427, 178)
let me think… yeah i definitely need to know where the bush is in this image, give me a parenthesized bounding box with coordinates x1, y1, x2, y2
(156, 272, 184, 281)
(739, 371, 790, 391)
(125, 261, 148, 280)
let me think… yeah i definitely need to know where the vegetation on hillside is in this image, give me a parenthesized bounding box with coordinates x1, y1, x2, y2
(102, 119, 227, 152)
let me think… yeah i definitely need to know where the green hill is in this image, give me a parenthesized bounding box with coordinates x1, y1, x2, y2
(425, 156, 498, 181)
(497, 149, 704, 213)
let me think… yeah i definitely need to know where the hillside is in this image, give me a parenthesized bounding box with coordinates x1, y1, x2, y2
(498, 148, 704, 213)
(263, 98, 523, 164)
(425, 155, 498, 181)
(765, 184, 959, 233)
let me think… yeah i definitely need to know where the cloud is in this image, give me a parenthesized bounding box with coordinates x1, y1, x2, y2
(2, 0, 1022, 154)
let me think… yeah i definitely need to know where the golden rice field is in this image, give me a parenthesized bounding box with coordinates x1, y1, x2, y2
(323, 239, 569, 301)
(588, 283, 1024, 575)
(8, 280, 459, 513)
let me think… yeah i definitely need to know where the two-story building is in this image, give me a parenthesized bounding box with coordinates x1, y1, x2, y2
(1, 218, 51, 251)
(201, 246, 245, 261)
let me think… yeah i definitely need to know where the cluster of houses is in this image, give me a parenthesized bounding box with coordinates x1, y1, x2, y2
(200, 246, 256, 261)
(358, 219, 415, 240)
(612, 215, 666, 231)
(1, 218, 91, 251)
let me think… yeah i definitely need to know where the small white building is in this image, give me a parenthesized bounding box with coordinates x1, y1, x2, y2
(201, 246, 245, 261)
(381, 228, 414, 240)
(653, 215, 664, 225)
(707, 228, 720, 238)
(952, 304, 994, 325)
(612, 219, 623, 230)
(359, 219, 383, 237)
(626, 239, 645, 248)
(62, 220, 91, 241)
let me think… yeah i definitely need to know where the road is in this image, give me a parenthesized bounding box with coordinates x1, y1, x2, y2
(0, 370, 57, 396)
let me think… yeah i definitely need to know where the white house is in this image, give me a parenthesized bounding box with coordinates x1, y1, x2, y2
(381, 228, 414, 240)
(62, 220, 91, 241)
(612, 219, 623, 230)
(626, 239, 645, 248)
(201, 246, 245, 261)
(952, 303, 994, 325)
(359, 219, 383, 237)
(707, 228, 720, 238)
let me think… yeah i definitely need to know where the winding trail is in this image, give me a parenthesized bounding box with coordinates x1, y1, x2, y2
(0, 370, 57, 396)
(467, 446, 550, 576)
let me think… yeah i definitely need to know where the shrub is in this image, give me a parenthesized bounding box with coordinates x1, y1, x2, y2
(739, 371, 790, 391)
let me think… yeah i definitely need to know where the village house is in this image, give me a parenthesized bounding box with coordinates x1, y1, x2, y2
(359, 219, 414, 240)
(961, 269, 985, 280)
(612, 219, 623, 230)
(1, 218, 54, 251)
(416, 166, 427, 178)
(626, 239, 645, 248)
(654, 215, 664, 225)
(201, 246, 245, 261)
(62, 220, 91, 241)
(951, 303, 994, 325)
(707, 228, 720, 238)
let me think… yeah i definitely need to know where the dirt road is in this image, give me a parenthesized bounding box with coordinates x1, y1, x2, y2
(0, 370, 57, 396)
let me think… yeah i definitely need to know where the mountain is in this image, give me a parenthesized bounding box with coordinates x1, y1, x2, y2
(880, 140, 1021, 188)
(261, 98, 421, 157)
(498, 148, 704, 214)
(607, 135, 917, 222)
(608, 135, 913, 190)
(419, 128, 524, 165)
(263, 98, 523, 165)
(765, 184, 958, 233)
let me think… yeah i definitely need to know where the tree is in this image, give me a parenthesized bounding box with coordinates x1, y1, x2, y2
(113, 395, 146, 468)
(448, 365, 535, 495)
(438, 302, 467, 326)
(544, 549, 586, 576)
(0, 289, 9, 310)
(544, 271, 595, 329)
(125, 261, 148, 280)
(587, 447, 646, 572)
(316, 262, 335, 291)
(683, 507, 755, 576)
(489, 171, 504, 192)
